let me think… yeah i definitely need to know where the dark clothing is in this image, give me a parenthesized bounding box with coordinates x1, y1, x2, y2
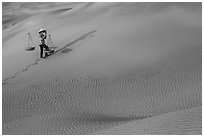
(39, 44, 49, 58)
(39, 31, 49, 58)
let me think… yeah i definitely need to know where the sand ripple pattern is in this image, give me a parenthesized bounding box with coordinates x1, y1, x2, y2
(92, 106, 202, 135)
(2, 68, 201, 134)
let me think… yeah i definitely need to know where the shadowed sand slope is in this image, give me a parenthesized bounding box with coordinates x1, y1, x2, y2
(92, 106, 202, 135)
(2, 2, 202, 135)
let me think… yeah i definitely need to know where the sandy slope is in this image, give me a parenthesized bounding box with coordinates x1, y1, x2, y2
(2, 2, 202, 135)
(92, 106, 202, 135)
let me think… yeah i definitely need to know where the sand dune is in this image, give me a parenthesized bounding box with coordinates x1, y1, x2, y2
(92, 106, 202, 135)
(2, 2, 202, 135)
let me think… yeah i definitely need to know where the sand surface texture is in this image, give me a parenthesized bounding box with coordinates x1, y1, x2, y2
(2, 3, 202, 135)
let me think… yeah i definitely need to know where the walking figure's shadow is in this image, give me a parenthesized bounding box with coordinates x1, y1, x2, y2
(52, 30, 97, 55)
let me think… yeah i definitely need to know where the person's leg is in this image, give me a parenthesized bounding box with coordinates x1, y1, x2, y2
(39, 45, 43, 58)
(42, 44, 49, 57)
(43, 44, 50, 51)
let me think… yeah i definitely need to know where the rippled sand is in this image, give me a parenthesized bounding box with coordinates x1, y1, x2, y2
(2, 2, 202, 135)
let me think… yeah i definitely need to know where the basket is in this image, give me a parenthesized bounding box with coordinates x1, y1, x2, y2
(25, 33, 35, 51)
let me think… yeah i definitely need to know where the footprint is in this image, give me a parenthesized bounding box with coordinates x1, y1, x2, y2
(15, 71, 21, 76)
(33, 62, 38, 65)
(22, 68, 28, 72)
(36, 58, 41, 62)
(11, 75, 15, 79)
(27, 64, 33, 68)
(3, 78, 8, 81)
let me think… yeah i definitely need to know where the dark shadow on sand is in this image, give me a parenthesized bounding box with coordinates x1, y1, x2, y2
(53, 30, 96, 55)
(61, 48, 73, 54)
(54, 111, 149, 125)
(72, 111, 148, 123)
